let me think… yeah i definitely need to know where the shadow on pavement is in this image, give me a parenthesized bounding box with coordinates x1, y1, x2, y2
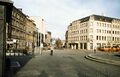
(115, 54, 120, 57)
(77, 72, 89, 77)
(5, 55, 33, 77)
(39, 70, 49, 77)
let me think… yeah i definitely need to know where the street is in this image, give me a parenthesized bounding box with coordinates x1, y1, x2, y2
(15, 49, 120, 77)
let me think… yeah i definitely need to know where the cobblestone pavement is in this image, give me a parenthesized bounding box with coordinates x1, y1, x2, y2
(14, 49, 120, 77)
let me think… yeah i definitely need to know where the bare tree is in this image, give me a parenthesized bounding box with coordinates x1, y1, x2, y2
(55, 38, 63, 48)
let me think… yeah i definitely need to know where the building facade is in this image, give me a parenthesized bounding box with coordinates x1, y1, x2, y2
(7, 6, 26, 50)
(26, 17, 37, 53)
(67, 15, 120, 50)
(30, 16, 46, 47)
(65, 30, 68, 48)
(7, 6, 38, 53)
(45, 31, 52, 46)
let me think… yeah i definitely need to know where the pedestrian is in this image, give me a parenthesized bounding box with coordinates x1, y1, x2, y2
(50, 46, 54, 56)
(94, 46, 97, 54)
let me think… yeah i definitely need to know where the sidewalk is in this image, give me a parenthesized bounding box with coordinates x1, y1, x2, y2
(85, 52, 120, 66)
(5, 55, 33, 77)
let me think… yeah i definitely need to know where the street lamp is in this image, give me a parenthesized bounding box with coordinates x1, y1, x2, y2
(32, 31, 35, 55)
(0, 0, 13, 77)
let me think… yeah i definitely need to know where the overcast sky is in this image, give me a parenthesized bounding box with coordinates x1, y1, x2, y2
(12, 0, 120, 40)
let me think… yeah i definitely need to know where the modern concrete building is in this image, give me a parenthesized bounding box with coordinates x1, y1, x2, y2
(30, 16, 46, 47)
(45, 31, 52, 46)
(67, 14, 120, 50)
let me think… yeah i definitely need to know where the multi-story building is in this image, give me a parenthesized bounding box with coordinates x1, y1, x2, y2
(67, 14, 120, 50)
(7, 6, 38, 54)
(30, 16, 46, 46)
(45, 31, 52, 46)
(7, 6, 26, 50)
(26, 17, 37, 53)
(65, 30, 68, 48)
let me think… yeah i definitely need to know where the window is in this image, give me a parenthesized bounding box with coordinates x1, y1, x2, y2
(115, 37, 117, 41)
(99, 23, 101, 26)
(105, 30, 106, 33)
(115, 31, 117, 34)
(99, 36, 101, 40)
(90, 28, 93, 33)
(117, 37, 119, 41)
(81, 30, 83, 33)
(80, 36, 82, 40)
(90, 43, 93, 49)
(112, 37, 114, 41)
(102, 30, 104, 33)
(90, 35, 93, 39)
(102, 36, 104, 40)
(113, 25, 115, 28)
(118, 31, 119, 34)
(80, 43, 83, 49)
(86, 29, 88, 33)
(81, 36, 83, 40)
(102, 23, 104, 27)
(113, 31, 114, 34)
(99, 29, 101, 33)
(104, 23, 106, 27)
(86, 36, 87, 40)
(84, 43, 87, 49)
(97, 29, 99, 33)
(90, 22, 93, 26)
(97, 22, 99, 26)
(105, 36, 106, 41)
(97, 43, 101, 47)
(96, 36, 98, 40)
(84, 36, 85, 40)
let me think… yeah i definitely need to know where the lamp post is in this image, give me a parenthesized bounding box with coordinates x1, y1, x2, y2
(0, 0, 13, 77)
(32, 31, 35, 55)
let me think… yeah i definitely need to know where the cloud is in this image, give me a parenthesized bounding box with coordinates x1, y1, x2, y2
(12, 0, 120, 39)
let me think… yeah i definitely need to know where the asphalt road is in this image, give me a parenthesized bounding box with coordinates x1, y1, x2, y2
(15, 49, 120, 77)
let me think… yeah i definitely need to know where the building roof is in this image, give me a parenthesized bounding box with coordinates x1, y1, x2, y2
(69, 14, 120, 27)
(13, 6, 27, 17)
(77, 14, 120, 23)
(92, 14, 113, 22)
(78, 16, 90, 23)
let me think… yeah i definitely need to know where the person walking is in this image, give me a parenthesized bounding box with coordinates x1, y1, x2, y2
(50, 46, 54, 56)
(94, 46, 97, 54)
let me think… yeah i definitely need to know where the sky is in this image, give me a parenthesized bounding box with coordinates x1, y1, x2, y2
(12, 0, 120, 40)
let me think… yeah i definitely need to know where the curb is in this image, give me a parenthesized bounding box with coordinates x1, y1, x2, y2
(85, 54, 120, 67)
